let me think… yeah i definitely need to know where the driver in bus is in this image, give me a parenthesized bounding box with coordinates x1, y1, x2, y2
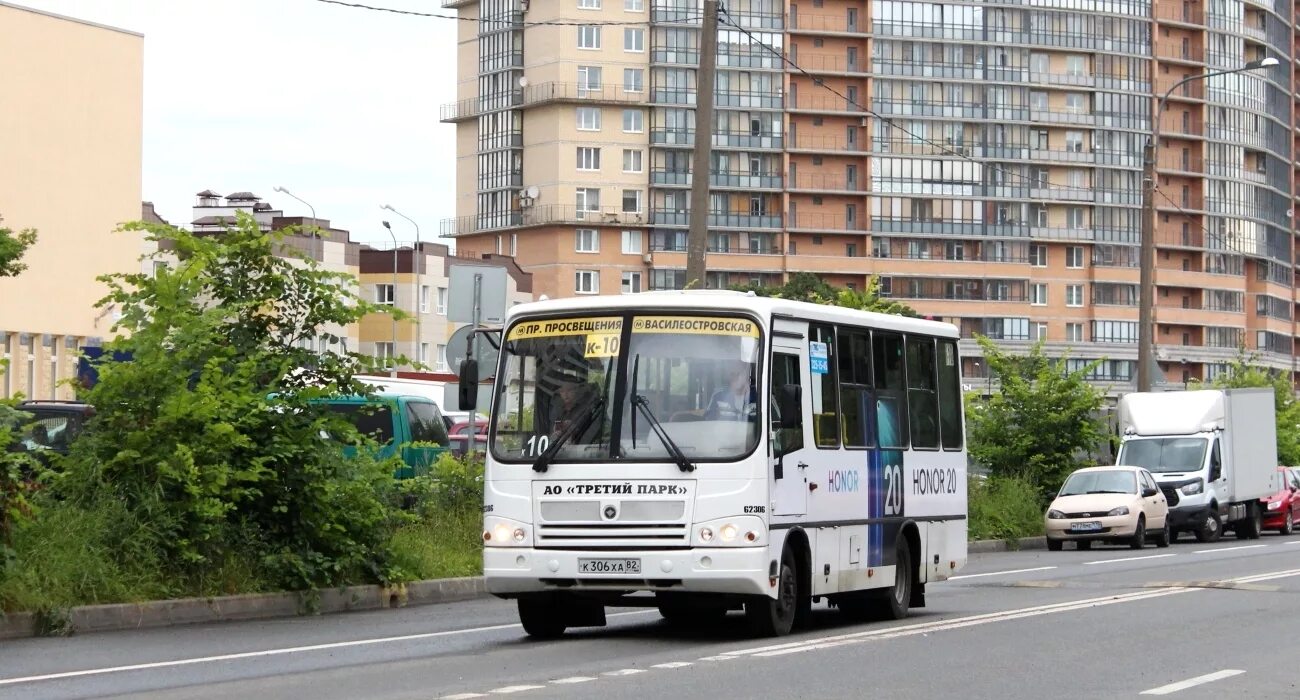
(706, 362, 757, 421)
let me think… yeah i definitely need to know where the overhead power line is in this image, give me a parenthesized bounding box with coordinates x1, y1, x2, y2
(312, 0, 672, 26)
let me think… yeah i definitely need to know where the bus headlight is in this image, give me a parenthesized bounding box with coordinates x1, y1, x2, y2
(694, 516, 764, 547)
(483, 516, 532, 547)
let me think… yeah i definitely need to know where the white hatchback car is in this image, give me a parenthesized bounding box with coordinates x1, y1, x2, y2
(1045, 466, 1170, 551)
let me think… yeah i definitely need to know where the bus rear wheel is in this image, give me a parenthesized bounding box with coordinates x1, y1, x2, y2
(745, 548, 799, 637)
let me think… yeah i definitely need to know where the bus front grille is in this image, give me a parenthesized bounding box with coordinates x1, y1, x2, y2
(536, 522, 689, 545)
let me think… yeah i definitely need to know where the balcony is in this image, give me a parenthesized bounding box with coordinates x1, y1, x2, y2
(788, 173, 868, 193)
(1157, 152, 1205, 174)
(787, 211, 867, 232)
(1154, 3, 1204, 25)
(790, 134, 867, 153)
(789, 12, 862, 34)
(871, 59, 982, 81)
(1154, 77, 1205, 100)
(650, 4, 782, 29)
(650, 48, 784, 71)
(649, 169, 783, 189)
(796, 53, 866, 75)
(1029, 226, 1096, 242)
(651, 88, 783, 109)
(440, 82, 647, 123)
(650, 129, 784, 150)
(1028, 108, 1095, 127)
(649, 209, 783, 229)
(1028, 187, 1092, 202)
(649, 249, 785, 273)
(1028, 71, 1095, 88)
(1026, 148, 1094, 164)
(1154, 44, 1202, 63)
(872, 99, 989, 120)
(441, 0, 475, 7)
(439, 205, 648, 237)
(872, 219, 1027, 237)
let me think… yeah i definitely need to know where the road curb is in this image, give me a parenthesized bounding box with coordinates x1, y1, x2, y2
(0, 576, 489, 641)
(968, 536, 1047, 553)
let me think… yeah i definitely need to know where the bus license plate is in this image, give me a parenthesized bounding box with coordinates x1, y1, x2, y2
(578, 558, 641, 575)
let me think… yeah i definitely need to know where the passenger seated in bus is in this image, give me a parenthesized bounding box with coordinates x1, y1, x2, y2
(705, 363, 756, 421)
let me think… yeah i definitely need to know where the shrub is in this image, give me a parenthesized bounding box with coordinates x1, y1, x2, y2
(968, 476, 1045, 543)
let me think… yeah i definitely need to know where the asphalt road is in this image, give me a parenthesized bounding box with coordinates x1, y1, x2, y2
(4, 535, 1300, 700)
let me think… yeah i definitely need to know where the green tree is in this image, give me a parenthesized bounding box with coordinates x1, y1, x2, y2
(59, 212, 408, 592)
(0, 403, 42, 574)
(965, 337, 1109, 501)
(738, 272, 918, 316)
(1195, 352, 1300, 465)
(0, 223, 38, 278)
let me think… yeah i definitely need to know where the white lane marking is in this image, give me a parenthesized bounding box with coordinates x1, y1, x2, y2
(0, 611, 658, 688)
(490, 685, 546, 694)
(651, 662, 693, 669)
(1284, 539, 1300, 545)
(947, 566, 1057, 580)
(1193, 545, 1267, 554)
(550, 677, 596, 685)
(698, 655, 736, 661)
(441, 694, 487, 700)
(602, 669, 645, 677)
(1140, 669, 1245, 695)
(1084, 554, 1177, 565)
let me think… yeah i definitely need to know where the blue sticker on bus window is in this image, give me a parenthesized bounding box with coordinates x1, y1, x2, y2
(809, 341, 829, 374)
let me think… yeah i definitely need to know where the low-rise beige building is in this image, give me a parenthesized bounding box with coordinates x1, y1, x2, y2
(0, 2, 144, 400)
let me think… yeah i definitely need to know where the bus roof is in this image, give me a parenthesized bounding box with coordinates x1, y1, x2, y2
(505, 290, 959, 339)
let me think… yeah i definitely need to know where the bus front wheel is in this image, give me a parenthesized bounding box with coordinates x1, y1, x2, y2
(745, 548, 799, 637)
(872, 537, 913, 620)
(518, 596, 567, 640)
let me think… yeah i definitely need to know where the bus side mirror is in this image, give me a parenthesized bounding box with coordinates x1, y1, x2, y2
(458, 359, 478, 411)
(779, 384, 801, 430)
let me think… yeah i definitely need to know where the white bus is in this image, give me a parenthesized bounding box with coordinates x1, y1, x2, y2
(471, 291, 968, 638)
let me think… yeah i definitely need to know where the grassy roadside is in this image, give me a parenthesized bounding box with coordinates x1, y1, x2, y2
(968, 475, 1046, 543)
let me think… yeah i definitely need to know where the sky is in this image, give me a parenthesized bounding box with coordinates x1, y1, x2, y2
(20, 0, 458, 245)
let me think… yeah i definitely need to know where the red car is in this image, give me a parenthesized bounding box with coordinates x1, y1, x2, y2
(1260, 467, 1300, 535)
(448, 421, 489, 456)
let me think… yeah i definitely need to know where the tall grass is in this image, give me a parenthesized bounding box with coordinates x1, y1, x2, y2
(968, 475, 1046, 543)
(388, 507, 483, 581)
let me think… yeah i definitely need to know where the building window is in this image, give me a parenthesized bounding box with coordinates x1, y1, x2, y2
(623, 68, 644, 92)
(624, 28, 644, 52)
(437, 286, 448, 315)
(1064, 93, 1086, 113)
(375, 342, 395, 360)
(1030, 244, 1047, 267)
(624, 0, 643, 10)
(0, 334, 10, 398)
(1066, 322, 1084, 342)
(579, 0, 600, 8)
(622, 229, 642, 254)
(420, 285, 431, 313)
(436, 344, 447, 370)
(510, 233, 517, 257)
(1065, 55, 1086, 76)
(1067, 207, 1085, 229)
(24, 336, 34, 400)
(622, 108, 644, 133)
(577, 25, 601, 49)
(577, 65, 602, 92)
(1032, 322, 1048, 341)
(1065, 246, 1084, 268)
(576, 188, 601, 216)
(1065, 284, 1084, 307)
(1030, 91, 1048, 110)
(46, 338, 58, 400)
(1031, 283, 1048, 306)
(622, 271, 643, 293)
(577, 146, 601, 171)
(375, 284, 395, 305)
(622, 149, 643, 173)
(577, 107, 601, 131)
(1065, 131, 1084, 152)
(576, 270, 600, 294)
(622, 189, 643, 213)
(576, 228, 600, 253)
(419, 343, 430, 364)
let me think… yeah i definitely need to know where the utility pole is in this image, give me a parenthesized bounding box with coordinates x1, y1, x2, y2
(685, 0, 718, 289)
(1137, 132, 1156, 393)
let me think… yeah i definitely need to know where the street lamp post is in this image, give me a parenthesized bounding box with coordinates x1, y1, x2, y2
(381, 221, 400, 378)
(381, 205, 422, 366)
(272, 186, 319, 263)
(1137, 56, 1278, 392)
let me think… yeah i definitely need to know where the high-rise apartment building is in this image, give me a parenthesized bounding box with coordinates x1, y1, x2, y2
(442, 0, 1297, 387)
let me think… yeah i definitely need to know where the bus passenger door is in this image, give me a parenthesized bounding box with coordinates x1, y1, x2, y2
(771, 335, 810, 517)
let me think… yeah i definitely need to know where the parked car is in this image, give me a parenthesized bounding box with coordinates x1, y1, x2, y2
(318, 394, 450, 479)
(14, 400, 94, 455)
(1260, 467, 1300, 535)
(1045, 466, 1171, 551)
(447, 420, 489, 456)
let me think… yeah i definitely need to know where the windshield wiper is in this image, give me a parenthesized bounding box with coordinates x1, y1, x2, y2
(631, 395, 694, 473)
(1085, 490, 1129, 494)
(533, 396, 605, 473)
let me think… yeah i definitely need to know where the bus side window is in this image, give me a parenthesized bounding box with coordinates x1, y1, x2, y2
(872, 331, 909, 449)
(905, 336, 939, 449)
(810, 323, 840, 448)
(772, 352, 804, 457)
(837, 328, 874, 448)
(937, 339, 964, 450)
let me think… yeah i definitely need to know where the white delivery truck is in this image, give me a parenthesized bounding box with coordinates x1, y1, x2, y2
(1115, 388, 1277, 542)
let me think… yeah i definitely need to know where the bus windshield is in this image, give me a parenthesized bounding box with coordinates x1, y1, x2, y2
(491, 314, 763, 464)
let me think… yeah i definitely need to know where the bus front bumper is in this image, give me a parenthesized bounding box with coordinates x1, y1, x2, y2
(483, 547, 772, 597)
